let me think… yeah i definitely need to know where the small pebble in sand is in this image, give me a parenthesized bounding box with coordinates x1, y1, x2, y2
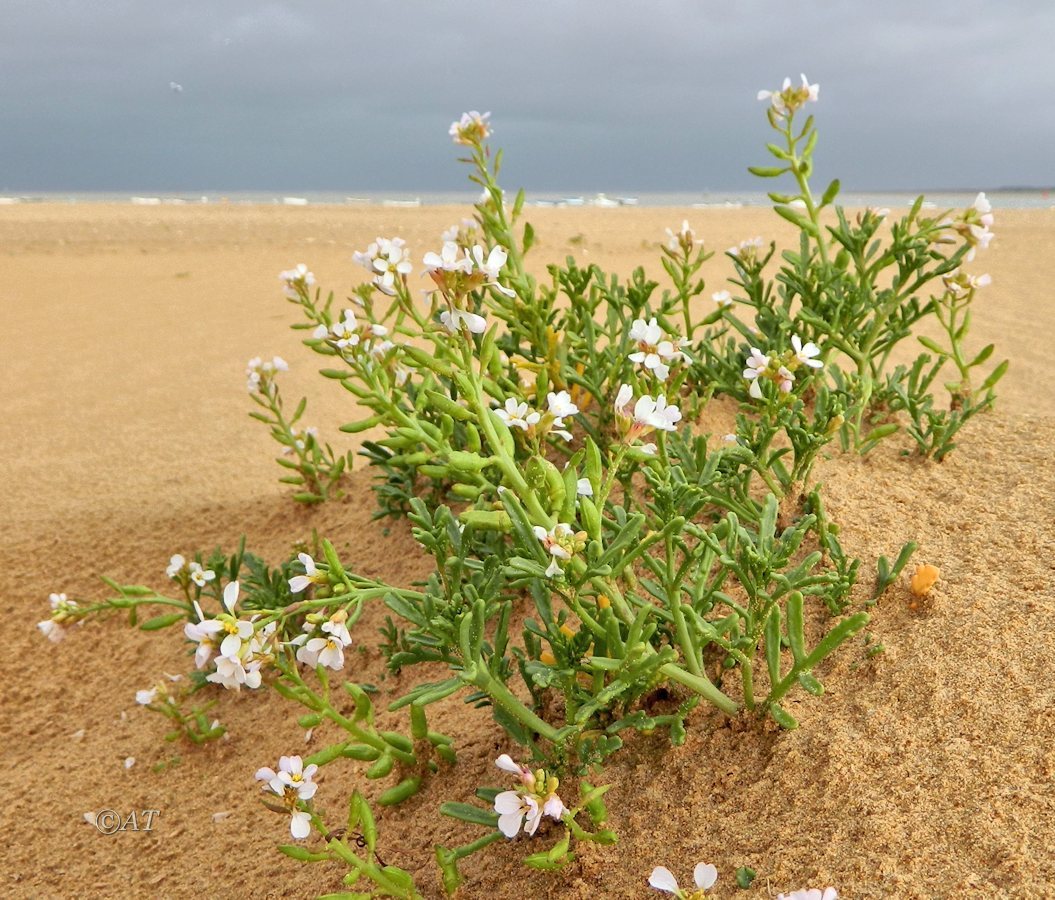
(70, 728, 85, 740)
(910, 564, 941, 596)
(211, 811, 231, 823)
(124, 757, 136, 769)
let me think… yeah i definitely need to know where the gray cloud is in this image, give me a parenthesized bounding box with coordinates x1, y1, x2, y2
(1, 0, 1051, 191)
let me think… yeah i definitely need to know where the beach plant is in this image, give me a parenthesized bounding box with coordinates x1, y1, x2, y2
(246, 346, 354, 503)
(37, 79, 1004, 898)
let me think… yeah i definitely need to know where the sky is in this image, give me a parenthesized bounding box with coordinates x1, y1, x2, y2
(2, 1, 1052, 193)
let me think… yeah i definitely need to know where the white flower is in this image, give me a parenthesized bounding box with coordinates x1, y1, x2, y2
(728, 236, 765, 258)
(649, 862, 718, 894)
(665, 219, 699, 251)
(614, 383, 634, 418)
(165, 554, 186, 579)
(289, 810, 312, 839)
(634, 394, 682, 432)
(256, 755, 319, 839)
(791, 335, 823, 369)
(188, 561, 216, 588)
(439, 307, 488, 334)
(450, 110, 492, 145)
(37, 620, 64, 642)
(315, 309, 361, 350)
(371, 238, 413, 295)
(185, 602, 223, 669)
(494, 398, 541, 432)
(288, 552, 323, 594)
(470, 245, 516, 297)
(424, 240, 473, 275)
(246, 356, 288, 394)
(279, 264, 315, 299)
(744, 348, 769, 382)
(777, 365, 795, 393)
(136, 688, 158, 706)
(576, 478, 593, 497)
(712, 290, 733, 308)
(494, 790, 542, 837)
(757, 73, 819, 116)
(296, 636, 346, 670)
(207, 654, 256, 690)
(777, 889, 838, 900)
(547, 390, 579, 419)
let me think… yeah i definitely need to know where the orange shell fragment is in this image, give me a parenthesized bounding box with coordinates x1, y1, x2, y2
(910, 564, 940, 597)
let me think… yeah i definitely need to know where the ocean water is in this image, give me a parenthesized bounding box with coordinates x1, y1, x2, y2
(2, 189, 1052, 209)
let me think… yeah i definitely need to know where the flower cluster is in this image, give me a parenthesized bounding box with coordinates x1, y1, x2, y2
(449, 110, 492, 146)
(743, 335, 822, 400)
(166, 554, 216, 588)
(256, 755, 318, 839)
(954, 193, 995, 262)
(665, 219, 701, 254)
(757, 73, 819, 116)
(313, 307, 392, 356)
(37, 592, 79, 643)
(246, 355, 288, 395)
(184, 582, 275, 690)
(493, 390, 579, 442)
(533, 522, 588, 578)
(352, 237, 413, 296)
(628, 317, 690, 381)
(492, 754, 565, 837)
(424, 242, 516, 334)
(279, 264, 315, 300)
(294, 610, 353, 671)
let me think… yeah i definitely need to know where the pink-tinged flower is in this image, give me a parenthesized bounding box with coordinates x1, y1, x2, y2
(495, 754, 534, 786)
(450, 110, 492, 145)
(494, 790, 542, 837)
(649, 862, 718, 894)
(777, 366, 795, 393)
(743, 348, 769, 383)
(776, 889, 838, 900)
(791, 335, 823, 369)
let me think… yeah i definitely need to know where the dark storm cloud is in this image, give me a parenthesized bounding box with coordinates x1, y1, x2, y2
(1, 0, 1051, 191)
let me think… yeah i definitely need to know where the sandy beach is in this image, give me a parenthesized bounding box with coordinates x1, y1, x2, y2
(3, 203, 1054, 898)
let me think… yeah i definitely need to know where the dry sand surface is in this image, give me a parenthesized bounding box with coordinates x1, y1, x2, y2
(2, 203, 1054, 899)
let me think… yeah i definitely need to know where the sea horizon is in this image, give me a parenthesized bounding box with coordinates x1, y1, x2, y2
(1, 188, 1052, 210)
